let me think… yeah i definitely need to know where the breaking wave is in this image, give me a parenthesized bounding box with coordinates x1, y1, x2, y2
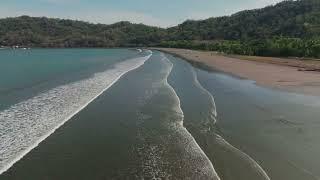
(191, 65, 271, 180)
(0, 53, 152, 174)
(191, 67, 218, 120)
(162, 55, 221, 180)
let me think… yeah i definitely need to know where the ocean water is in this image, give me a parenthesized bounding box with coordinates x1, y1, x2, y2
(0, 48, 139, 110)
(0, 49, 320, 179)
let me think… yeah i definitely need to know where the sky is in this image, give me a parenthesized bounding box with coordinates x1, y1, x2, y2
(0, 0, 284, 27)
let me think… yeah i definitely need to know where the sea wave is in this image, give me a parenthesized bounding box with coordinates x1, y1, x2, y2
(214, 134, 271, 180)
(162, 54, 221, 180)
(191, 67, 218, 120)
(162, 52, 271, 179)
(0, 53, 152, 175)
(191, 66, 271, 180)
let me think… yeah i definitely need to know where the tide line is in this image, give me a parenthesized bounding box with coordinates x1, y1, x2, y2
(0, 53, 152, 175)
(191, 67, 218, 120)
(162, 54, 221, 180)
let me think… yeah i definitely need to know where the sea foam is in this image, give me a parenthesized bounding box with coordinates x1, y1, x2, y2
(0, 53, 152, 174)
(191, 67, 218, 120)
(162, 54, 221, 180)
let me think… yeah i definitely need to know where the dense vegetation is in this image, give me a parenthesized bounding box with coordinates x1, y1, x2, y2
(1, 0, 320, 58)
(0, 17, 166, 47)
(162, 0, 320, 58)
(159, 38, 320, 58)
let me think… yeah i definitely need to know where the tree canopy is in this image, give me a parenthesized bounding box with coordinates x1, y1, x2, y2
(0, 16, 166, 47)
(1, 0, 320, 58)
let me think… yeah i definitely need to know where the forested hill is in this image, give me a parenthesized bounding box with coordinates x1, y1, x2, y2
(165, 0, 320, 58)
(0, 17, 166, 47)
(0, 0, 320, 57)
(168, 0, 320, 41)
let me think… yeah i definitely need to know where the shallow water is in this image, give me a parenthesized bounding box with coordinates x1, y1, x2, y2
(0, 51, 219, 179)
(0, 49, 320, 179)
(0, 48, 139, 110)
(168, 54, 270, 180)
(193, 58, 320, 180)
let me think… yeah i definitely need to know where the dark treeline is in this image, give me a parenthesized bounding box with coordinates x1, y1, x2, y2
(0, 18, 166, 47)
(0, 0, 320, 58)
(159, 38, 320, 58)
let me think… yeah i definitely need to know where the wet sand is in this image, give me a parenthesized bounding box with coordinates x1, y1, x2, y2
(153, 48, 320, 96)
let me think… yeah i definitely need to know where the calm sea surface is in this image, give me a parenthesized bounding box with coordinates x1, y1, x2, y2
(0, 49, 319, 180)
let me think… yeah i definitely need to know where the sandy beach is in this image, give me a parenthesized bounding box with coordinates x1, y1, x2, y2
(154, 48, 320, 96)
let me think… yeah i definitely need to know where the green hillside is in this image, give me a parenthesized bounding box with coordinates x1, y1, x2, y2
(0, 16, 166, 47)
(168, 0, 320, 40)
(0, 0, 320, 57)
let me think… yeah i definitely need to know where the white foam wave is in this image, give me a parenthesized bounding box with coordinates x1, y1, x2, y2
(0, 53, 152, 175)
(145, 49, 153, 54)
(187, 59, 270, 179)
(215, 135, 271, 180)
(162, 52, 271, 179)
(162, 55, 221, 180)
(189, 64, 270, 179)
(191, 67, 218, 119)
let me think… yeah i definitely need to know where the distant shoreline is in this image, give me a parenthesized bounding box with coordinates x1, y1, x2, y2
(153, 48, 320, 97)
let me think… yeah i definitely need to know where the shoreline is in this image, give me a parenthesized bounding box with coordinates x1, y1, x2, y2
(0, 54, 152, 175)
(153, 48, 320, 97)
